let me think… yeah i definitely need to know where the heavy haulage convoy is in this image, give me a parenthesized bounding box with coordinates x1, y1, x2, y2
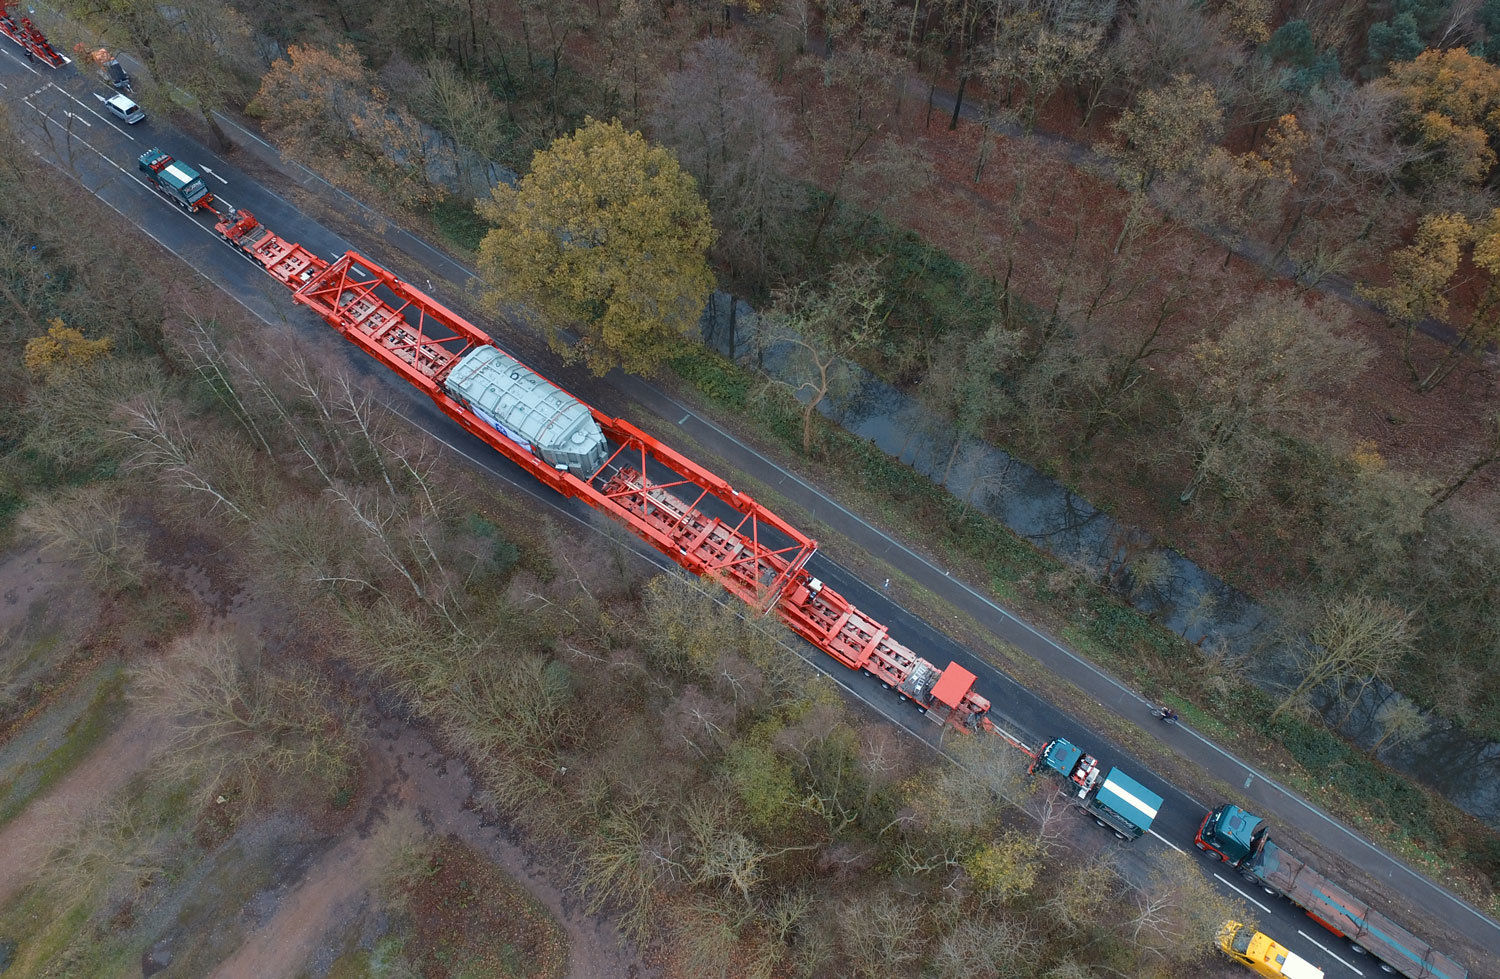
(136, 143, 1467, 979)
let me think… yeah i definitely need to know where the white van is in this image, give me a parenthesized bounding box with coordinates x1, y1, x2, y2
(104, 94, 145, 124)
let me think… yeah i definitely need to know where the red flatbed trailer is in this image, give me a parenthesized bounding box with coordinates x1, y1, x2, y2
(0, 3, 66, 67)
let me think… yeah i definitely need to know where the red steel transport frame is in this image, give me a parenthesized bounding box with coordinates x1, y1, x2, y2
(212, 207, 995, 727)
(0, 3, 67, 67)
(195, 203, 1464, 971)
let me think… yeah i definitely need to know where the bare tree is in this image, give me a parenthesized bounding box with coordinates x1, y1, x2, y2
(1177, 294, 1373, 504)
(652, 37, 802, 286)
(1371, 696, 1431, 753)
(1129, 849, 1243, 961)
(837, 891, 924, 975)
(19, 486, 152, 592)
(761, 262, 886, 456)
(133, 629, 358, 807)
(1273, 593, 1415, 721)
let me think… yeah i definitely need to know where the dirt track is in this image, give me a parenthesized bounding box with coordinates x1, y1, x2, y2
(0, 712, 165, 908)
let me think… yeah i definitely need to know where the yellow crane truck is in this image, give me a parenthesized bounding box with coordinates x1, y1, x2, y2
(1218, 921, 1324, 979)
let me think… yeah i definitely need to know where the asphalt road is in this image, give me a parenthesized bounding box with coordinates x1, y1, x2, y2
(1, 41, 1489, 979)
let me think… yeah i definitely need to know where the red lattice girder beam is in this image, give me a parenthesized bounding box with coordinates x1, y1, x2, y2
(291, 252, 485, 397)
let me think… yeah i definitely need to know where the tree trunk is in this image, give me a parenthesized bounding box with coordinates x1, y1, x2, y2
(1424, 442, 1499, 516)
(203, 108, 232, 152)
(949, 75, 967, 131)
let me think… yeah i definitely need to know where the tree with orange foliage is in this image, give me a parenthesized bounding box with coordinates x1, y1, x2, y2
(23, 319, 111, 381)
(1385, 48, 1500, 187)
(1363, 210, 1500, 391)
(249, 44, 435, 207)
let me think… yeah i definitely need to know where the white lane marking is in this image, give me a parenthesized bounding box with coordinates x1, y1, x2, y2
(63, 109, 90, 127)
(200, 165, 228, 185)
(1213, 873, 1273, 914)
(54, 83, 134, 139)
(1297, 930, 1364, 976)
(3, 45, 42, 76)
(1148, 829, 1184, 853)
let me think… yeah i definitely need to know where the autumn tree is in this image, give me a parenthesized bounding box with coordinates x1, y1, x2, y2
(249, 44, 434, 206)
(1315, 441, 1432, 591)
(1385, 48, 1500, 188)
(963, 830, 1045, 905)
(476, 118, 715, 376)
(1273, 593, 1415, 720)
(761, 261, 886, 456)
(23, 320, 111, 380)
(1177, 294, 1373, 504)
(1109, 74, 1224, 249)
(1264, 82, 1414, 284)
(1370, 209, 1500, 391)
(652, 38, 803, 286)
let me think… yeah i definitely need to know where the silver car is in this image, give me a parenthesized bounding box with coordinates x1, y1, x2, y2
(104, 94, 145, 124)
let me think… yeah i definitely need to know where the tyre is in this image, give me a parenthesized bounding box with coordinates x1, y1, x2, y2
(1113, 830, 1127, 841)
(1349, 943, 1368, 956)
(1377, 964, 1396, 974)
(1200, 847, 1222, 861)
(1094, 818, 1106, 828)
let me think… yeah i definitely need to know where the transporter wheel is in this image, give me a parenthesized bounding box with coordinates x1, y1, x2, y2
(1349, 943, 1369, 956)
(1377, 964, 1396, 974)
(1094, 817, 1106, 829)
(1199, 847, 1221, 861)
(1112, 830, 1128, 841)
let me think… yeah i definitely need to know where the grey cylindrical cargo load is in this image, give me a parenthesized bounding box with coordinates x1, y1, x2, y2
(443, 345, 609, 474)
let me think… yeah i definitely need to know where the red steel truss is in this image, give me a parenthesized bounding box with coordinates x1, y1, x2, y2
(210, 210, 994, 731)
(0, 4, 67, 67)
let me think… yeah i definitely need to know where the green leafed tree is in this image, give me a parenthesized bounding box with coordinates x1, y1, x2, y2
(477, 117, 716, 376)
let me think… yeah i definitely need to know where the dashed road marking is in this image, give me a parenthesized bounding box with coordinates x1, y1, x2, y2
(1298, 930, 1364, 976)
(1214, 873, 1273, 914)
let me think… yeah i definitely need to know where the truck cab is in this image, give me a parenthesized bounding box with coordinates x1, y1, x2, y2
(1196, 804, 1269, 866)
(1031, 738, 1102, 791)
(1218, 921, 1324, 979)
(137, 148, 214, 212)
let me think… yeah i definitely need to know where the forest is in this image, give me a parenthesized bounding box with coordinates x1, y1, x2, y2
(2, 0, 1499, 975)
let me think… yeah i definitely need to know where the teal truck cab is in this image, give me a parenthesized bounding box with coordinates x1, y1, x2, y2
(137, 148, 215, 212)
(1030, 738, 1163, 841)
(1196, 805, 1467, 979)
